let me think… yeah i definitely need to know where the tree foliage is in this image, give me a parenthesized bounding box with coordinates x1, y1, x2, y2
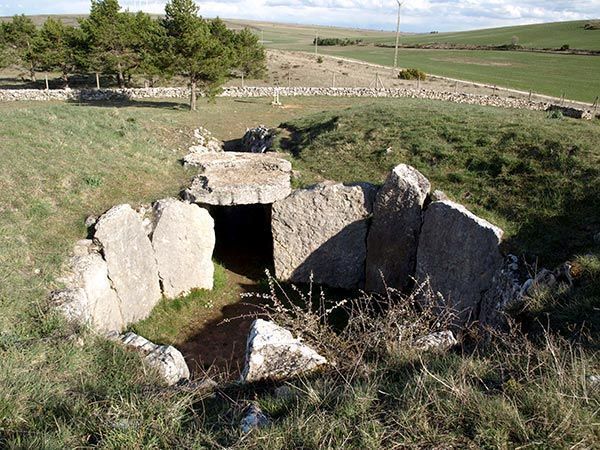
(0, 0, 266, 108)
(1, 15, 40, 80)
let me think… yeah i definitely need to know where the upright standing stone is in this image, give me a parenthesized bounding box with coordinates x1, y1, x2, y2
(95, 204, 162, 325)
(365, 164, 430, 294)
(53, 251, 124, 333)
(416, 200, 504, 325)
(152, 199, 215, 298)
(272, 182, 377, 290)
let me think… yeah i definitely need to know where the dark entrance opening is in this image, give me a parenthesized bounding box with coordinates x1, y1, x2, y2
(210, 203, 274, 280)
(179, 203, 274, 379)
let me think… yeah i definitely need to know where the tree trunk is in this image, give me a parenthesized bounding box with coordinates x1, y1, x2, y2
(190, 79, 197, 111)
(117, 62, 125, 88)
(62, 72, 69, 89)
(30, 66, 36, 83)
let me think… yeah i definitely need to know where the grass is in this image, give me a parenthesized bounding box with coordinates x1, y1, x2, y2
(0, 96, 599, 447)
(277, 100, 600, 267)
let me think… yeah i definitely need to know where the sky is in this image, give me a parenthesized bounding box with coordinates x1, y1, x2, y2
(0, 0, 599, 32)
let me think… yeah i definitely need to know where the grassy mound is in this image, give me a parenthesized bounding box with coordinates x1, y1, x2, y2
(0, 97, 598, 448)
(277, 101, 600, 266)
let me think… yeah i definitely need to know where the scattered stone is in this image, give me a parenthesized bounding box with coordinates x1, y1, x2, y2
(183, 152, 292, 206)
(416, 200, 504, 325)
(151, 199, 215, 298)
(94, 205, 162, 325)
(240, 404, 269, 433)
(365, 164, 430, 294)
(242, 319, 328, 383)
(588, 375, 600, 387)
(84, 215, 97, 228)
(189, 127, 223, 154)
(120, 332, 190, 386)
(241, 125, 275, 153)
(272, 182, 378, 289)
(53, 252, 124, 333)
(413, 330, 457, 351)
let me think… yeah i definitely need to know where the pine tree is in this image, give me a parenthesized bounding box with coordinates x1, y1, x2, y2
(234, 28, 266, 79)
(80, 0, 149, 88)
(34, 19, 86, 88)
(1, 15, 40, 81)
(163, 0, 235, 110)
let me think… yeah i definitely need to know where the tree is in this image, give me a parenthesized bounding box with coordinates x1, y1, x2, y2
(1, 15, 40, 81)
(163, 0, 237, 110)
(34, 19, 86, 88)
(234, 27, 266, 79)
(80, 0, 149, 88)
(133, 12, 168, 87)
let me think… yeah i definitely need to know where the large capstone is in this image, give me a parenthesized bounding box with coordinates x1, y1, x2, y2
(415, 200, 504, 325)
(242, 319, 327, 383)
(272, 182, 377, 290)
(53, 244, 124, 333)
(365, 164, 430, 294)
(94, 204, 162, 325)
(151, 199, 215, 298)
(183, 152, 292, 206)
(120, 332, 190, 386)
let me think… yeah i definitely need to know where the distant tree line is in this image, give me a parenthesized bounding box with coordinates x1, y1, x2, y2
(312, 37, 364, 47)
(0, 0, 266, 110)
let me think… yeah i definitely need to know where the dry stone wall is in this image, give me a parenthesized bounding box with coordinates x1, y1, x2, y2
(0, 86, 596, 119)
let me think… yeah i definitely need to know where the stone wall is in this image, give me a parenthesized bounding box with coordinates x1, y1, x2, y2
(1, 86, 596, 119)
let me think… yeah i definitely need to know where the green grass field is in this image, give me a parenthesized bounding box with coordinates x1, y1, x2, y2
(0, 97, 599, 447)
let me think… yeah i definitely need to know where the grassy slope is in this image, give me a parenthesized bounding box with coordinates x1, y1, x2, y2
(395, 20, 600, 50)
(277, 100, 600, 267)
(0, 97, 598, 447)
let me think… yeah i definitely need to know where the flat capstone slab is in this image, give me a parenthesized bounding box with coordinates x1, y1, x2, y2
(183, 152, 292, 206)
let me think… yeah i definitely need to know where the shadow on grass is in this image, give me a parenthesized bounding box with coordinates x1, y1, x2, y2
(66, 97, 189, 110)
(277, 115, 340, 157)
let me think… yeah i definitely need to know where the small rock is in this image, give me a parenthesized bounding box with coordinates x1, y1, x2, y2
(241, 125, 275, 154)
(242, 319, 328, 383)
(120, 332, 190, 386)
(84, 215, 98, 228)
(413, 331, 457, 351)
(240, 404, 269, 433)
(588, 375, 600, 387)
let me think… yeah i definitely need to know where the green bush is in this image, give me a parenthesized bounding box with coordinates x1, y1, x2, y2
(398, 68, 427, 81)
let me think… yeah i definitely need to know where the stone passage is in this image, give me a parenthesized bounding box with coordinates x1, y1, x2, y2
(53, 200, 216, 333)
(272, 182, 378, 290)
(183, 152, 292, 206)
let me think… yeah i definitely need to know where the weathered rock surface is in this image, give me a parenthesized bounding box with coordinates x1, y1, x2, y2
(53, 251, 124, 333)
(414, 331, 458, 351)
(416, 200, 504, 325)
(183, 152, 292, 205)
(152, 199, 215, 298)
(94, 204, 162, 325)
(241, 125, 275, 153)
(272, 182, 378, 289)
(242, 319, 327, 383)
(120, 332, 190, 386)
(365, 164, 430, 294)
(478, 255, 524, 330)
